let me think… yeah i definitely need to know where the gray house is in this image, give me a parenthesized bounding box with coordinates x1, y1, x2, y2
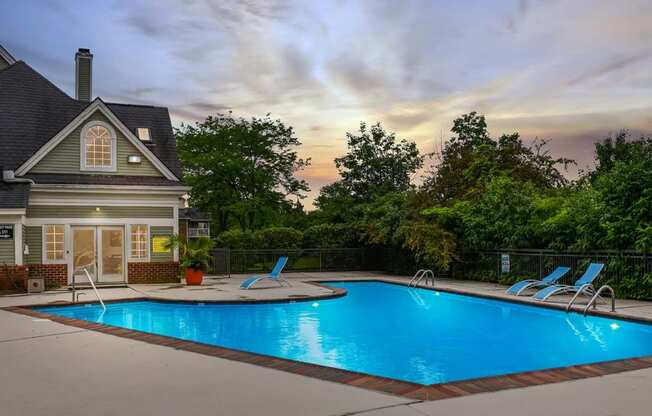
(0, 45, 188, 289)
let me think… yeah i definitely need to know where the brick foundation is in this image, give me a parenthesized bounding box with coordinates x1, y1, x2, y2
(128, 262, 179, 284)
(27, 264, 68, 289)
(0, 265, 28, 291)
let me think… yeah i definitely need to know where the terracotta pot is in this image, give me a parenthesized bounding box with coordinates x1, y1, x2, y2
(185, 267, 204, 286)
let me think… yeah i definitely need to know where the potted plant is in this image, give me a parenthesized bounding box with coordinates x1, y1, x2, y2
(166, 235, 215, 285)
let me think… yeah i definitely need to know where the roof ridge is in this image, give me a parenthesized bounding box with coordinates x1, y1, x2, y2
(106, 101, 167, 110)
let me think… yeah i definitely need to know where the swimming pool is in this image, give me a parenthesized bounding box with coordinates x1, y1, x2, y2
(35, 281, 652, 385)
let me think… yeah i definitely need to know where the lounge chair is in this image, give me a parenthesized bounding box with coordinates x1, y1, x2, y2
(240, 256, 290, 289)
(533, 263, 605, 301)
(505, 266, 571, 296)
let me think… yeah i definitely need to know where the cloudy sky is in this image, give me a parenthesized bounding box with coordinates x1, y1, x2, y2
(2, 0, 652, 206)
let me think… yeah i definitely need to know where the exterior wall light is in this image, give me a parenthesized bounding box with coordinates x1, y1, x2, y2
(127, 155, 142, 164)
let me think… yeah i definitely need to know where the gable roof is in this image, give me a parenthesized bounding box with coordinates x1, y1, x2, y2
(16, 98, 178, 180)
(106, 102, 181, 178)
(0, 61, 182, 179)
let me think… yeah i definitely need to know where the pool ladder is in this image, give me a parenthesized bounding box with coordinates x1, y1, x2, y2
(71, 264, 106, 311)
(409, 269, 435, 287)
(565, 285, 615, 315)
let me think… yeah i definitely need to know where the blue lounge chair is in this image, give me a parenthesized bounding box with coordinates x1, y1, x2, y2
(240, 257, 290, 289)
(505, 266, 571, 296)
(533, 263, 605, 301)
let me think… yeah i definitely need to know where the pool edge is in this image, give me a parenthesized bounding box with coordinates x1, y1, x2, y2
(4, 279, 652, 401)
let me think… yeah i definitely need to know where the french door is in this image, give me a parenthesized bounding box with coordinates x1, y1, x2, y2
(72, 226, 125, 284)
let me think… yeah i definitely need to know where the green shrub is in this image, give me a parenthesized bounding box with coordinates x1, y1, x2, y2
(254, 227, 303, 249)
(215, 229, 257, 249)
(303, 223, 358, 248)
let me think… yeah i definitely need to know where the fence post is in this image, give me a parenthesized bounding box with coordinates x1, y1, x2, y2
(319, 250, 323, 272)
(539, 251, 543, 279)
(227, 248, 231, 278)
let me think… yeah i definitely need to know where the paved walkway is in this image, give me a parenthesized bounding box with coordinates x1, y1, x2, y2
(1, 272, 652, 415)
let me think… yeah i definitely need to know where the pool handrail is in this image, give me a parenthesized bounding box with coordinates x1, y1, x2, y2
(581, 285, 616, 315)
(409, 269, 435, 287)
(72, 263, 106, 311)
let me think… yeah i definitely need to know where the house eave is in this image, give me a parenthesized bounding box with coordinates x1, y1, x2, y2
(0, 208, 26, 215)
(30, 183, 191, 194)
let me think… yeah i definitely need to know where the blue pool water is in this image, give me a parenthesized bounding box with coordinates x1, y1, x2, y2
(36, 281, 652, 384)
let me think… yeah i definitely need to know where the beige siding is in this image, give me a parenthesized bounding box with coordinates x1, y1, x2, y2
(25, 226, 42, 264)
(150, 226, 173, 262)
(27, 206, 173, 219)
(29, 110, 162, 176)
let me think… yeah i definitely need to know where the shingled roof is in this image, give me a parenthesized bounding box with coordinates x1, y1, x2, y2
(0, 61, 182, 179)
(0, 182, 30, 208)
(25, 173, 183, 187)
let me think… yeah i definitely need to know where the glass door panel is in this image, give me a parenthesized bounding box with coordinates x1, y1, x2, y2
(73, 227, 97, 283)
(99, 227, 124, 282)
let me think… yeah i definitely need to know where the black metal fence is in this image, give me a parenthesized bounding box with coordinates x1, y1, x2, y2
(210, 248, 383, 276)
(452, 250, 652, 300)
(208, 247, 652, 299)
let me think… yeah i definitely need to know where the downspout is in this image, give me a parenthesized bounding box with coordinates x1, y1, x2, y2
(2, 169, 35, 185)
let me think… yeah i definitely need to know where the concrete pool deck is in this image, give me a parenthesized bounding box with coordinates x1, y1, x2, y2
(2, 272, 652, 415)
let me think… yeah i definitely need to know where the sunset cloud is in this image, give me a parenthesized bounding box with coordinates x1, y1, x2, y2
(3, 0, 652, 207)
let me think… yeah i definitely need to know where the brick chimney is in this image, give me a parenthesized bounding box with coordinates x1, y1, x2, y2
(75, 48, 93, 101)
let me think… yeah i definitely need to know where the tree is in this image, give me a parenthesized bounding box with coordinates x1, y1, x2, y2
(422, 112, 573, 204)
(176, 112, 310, 231)
(313, 181, 357, 223)
(425, 176, 539, 250)
(330, 122, 423, 200)
(590, 133, 652, 251)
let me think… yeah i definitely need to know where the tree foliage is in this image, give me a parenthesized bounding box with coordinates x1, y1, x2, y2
(181, 109, 652, 297)
(303, 224, 360, 248)
(176, 112, 310, 232)
(216, 227, 304, 250)
(422, 112, 573, 204)
(318, 122, 423, 205)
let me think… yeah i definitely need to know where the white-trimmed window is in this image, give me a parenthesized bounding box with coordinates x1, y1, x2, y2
(44, 225, 65, 262)
(81, 121, 117, 171)
(130, 224, 149, 260)
(137, 127, 151, 141)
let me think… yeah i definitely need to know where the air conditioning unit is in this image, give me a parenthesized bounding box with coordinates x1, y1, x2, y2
(27, 277, 44, 293)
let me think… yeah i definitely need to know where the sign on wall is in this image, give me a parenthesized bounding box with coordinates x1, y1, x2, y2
(152, 236, 171, 253)
(501, 254, 510, 273)
(0, 224, 13, 239)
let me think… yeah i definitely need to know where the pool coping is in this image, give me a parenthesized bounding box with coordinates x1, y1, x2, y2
(4, 279, 652, 401)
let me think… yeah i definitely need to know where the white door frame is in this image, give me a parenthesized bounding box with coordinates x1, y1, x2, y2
(68, 224, 126, 284)
(70, 225, 97, 284)
(97, 226, 125, 283)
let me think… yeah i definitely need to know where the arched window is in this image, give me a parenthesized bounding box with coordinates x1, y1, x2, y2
(81, 121, 117, 171)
